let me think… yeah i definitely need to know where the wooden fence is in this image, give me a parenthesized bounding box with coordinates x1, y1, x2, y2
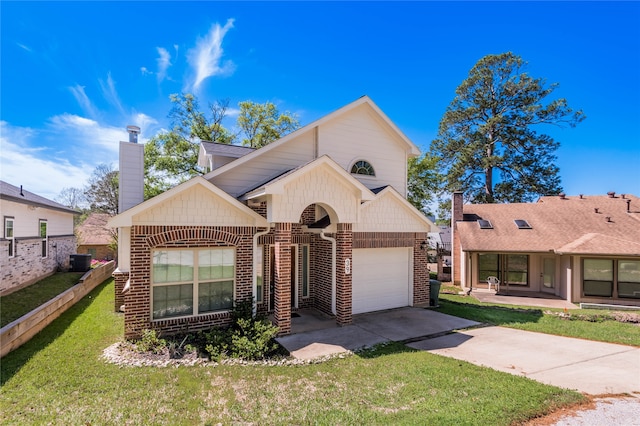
(0, 261, 116, 358)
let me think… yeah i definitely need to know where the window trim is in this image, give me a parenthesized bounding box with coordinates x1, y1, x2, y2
(150, 247, 236, 321)
(350, 160, 376, 177)
(582, 257, 640, 299)
(477, 253, 529, 286)
(301, 244, 310, 298)
(39, 220, 48, 258)
(4, 217, 15, 258)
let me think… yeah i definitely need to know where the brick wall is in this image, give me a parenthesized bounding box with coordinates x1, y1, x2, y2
(335, 223, 352, 325)
(123, 225, 255, 339)
(413, 233, 430, 305)
(313, 234, 333, 316)
(452, 192, 464, 285)
(0, 235, 76, 295)
(77, 244, 115, 261)
(273, 223, 292, 335)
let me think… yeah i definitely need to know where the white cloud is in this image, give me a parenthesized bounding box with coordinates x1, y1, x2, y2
(187, 19, 236, 92)
(156, 47, 172, 83)
(141, 66, 153, 75)
(99, 72, 125, 114)
(69, 84, 98, 119)
(16, 42, 32, 52)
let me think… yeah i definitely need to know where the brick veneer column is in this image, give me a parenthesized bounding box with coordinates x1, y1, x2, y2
(273, 223, 292, 335)
(113, 270, 129, 312)
(452, 191, 464, 285)
(336, 223, 352, 326)
(413, 234, 430, 305)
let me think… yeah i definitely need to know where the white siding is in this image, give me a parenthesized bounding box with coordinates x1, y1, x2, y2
(132, 184, 259, 226)
(119, 141, 145, 212)
(210, 131, 315, 197)
(355, 191, 433, 232)
(0, 199, 74, 237)
(317, 105, 408, 196)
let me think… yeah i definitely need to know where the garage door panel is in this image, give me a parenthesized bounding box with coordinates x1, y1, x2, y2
(352, 248, 410, 314)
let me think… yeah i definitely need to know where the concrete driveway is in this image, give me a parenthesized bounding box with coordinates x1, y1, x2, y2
(277, 307, 640, 395)
(409, 326, 640, 395)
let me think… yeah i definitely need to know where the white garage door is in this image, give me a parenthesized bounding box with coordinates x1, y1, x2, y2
(352, 247, 411, 314)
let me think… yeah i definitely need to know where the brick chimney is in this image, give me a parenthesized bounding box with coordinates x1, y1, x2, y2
(118, 125, 144, 213)
(451, 191, 464, 285)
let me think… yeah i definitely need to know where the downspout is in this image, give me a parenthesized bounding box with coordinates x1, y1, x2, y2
(320, 230, 337, 315)
(253, 226, 271, 316)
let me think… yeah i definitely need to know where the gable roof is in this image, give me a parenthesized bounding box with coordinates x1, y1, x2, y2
(202, 96, 420, 181)
(108, 177, 268, 228)
(358, 185, 438, 232)
(76, 213, 114, 245)
(457, 194, 640, 256)
(197, 141, 255, 168)
(0, 180, 79, 215)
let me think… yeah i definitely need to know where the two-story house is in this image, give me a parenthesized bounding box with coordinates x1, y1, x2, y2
(109, 96, 437, 338)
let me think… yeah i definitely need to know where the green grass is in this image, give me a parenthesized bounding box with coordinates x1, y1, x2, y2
(0, 272, 84, 327)
(0, 279, 585, 425)
(436, 292, 640, 347)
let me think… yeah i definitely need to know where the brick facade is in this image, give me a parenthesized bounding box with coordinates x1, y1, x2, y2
(335, 223, 353, 325)
(273, 223, 292, 335)
(452, 191, 464, 285)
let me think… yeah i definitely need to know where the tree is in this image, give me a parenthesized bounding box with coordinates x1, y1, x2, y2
(237, 101, 300, 148)
(407, 154, 441, 216)
(84, 164, 119, 215)
(55, 187, 86, 210)
(144, 94, 300, 196)
(431, 52, 585, 203)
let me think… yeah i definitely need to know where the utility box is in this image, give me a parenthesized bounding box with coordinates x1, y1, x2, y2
(69, 254, 92, 272)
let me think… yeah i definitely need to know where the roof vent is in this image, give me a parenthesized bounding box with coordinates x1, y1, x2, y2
(559, 193, 566, 199)
(607, 191, 616, 198)
(621, 194, 626, 199)
(606, 216, 612, 223)
(627, 199, 631, 212)
(126, 125, 141, 143)
(594, 208, 599, 214)
(579, 194, 583, 199)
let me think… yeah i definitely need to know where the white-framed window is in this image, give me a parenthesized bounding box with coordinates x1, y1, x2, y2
(256, 245, 264, 303)
(151, 248, 235, 320)
(5, 217, 15, 258)
(583, 258, 640, 299)
(350, 160, 375, 176)
(301, 244, 310, 297)
(39, 220, 48, 258)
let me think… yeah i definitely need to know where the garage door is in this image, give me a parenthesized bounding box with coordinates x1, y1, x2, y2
(352, 247, 411, 314)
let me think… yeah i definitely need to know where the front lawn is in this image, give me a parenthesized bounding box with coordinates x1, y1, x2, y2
(0, 272, 84, 327)
(0, 279, 585, 425)
(436, 290, 640, 347)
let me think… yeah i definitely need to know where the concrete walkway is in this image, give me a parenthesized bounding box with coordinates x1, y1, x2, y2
(409, 326, 640, 395)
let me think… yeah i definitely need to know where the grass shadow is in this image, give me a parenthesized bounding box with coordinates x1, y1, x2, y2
(0, 279, 113, 385)
(436, 297, 545, 326)
(355, 341, 420, 359)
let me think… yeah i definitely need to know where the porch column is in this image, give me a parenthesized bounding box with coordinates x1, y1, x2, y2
(336, 223, 353, 325)
(273, 222, 292, 335)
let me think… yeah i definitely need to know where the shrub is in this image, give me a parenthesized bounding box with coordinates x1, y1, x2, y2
(135, 329, 166, 354)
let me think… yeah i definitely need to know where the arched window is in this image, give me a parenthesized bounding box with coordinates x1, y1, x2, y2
(350, 160, 375, 176)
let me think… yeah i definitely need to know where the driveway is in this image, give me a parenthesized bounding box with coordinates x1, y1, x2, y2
(277, 307, 640, 395)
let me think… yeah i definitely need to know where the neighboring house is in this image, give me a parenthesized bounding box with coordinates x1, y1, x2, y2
(110, 96, 438, 338)
(428, 226, 451, 281)
(451, 191, 640, 307)
(0, 181, 78, 295)
(76, 213, 116, 261)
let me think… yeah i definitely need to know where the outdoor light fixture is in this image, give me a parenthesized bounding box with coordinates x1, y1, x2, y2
(420, 240, 428, 250)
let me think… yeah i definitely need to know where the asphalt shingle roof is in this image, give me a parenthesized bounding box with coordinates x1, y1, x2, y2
(0, 180, 79, 214)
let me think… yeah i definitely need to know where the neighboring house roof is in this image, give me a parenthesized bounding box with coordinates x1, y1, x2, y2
(76, 213, 114, 245)
(458, 194, 640, 256)
(0, 180, 79, 215)
(202, 95, 421, 181)
(197, 141, 256, 169)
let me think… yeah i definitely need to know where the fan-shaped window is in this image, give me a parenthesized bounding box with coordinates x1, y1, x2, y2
(351, 160, 375, 176)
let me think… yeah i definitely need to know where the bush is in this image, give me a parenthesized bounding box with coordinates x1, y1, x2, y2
(429, 271, 438, 279)
(135, 329, 166, 354)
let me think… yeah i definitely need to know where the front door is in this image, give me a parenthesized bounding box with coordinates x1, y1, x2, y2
(541, 257, 556, 293)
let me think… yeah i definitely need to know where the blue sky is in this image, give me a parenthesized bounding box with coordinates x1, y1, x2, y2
(1, 1, 639, 201)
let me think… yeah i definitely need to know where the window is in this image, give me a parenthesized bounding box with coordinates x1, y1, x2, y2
(618, 260, 640, 299)
(88, 248, 97, 258)
(514, 219, 532, 229)
(350, 160, 375, 176)
(40, 220, 48, 258)
(477, 220, 493, 229)
(301, 245, 310, 297)
(151, 248, 235, 320)
(256, 245, 264, 303)
(5, 217, 15, 258)
(583, 259, 613, 297)
(478, 253, 529, 285)
(583, 258, 640, 299)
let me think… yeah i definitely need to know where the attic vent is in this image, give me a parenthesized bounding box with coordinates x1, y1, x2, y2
(477, 219, 493, 229)
(514, 219, 532, 229)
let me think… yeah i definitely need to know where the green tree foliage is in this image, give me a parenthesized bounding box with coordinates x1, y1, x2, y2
(407, 154, 441, 216)
(84, 164, 119, 215)
(431, 52, 585, 203)
(237, 101, 300, 148)
(144, 94, 300, 196)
